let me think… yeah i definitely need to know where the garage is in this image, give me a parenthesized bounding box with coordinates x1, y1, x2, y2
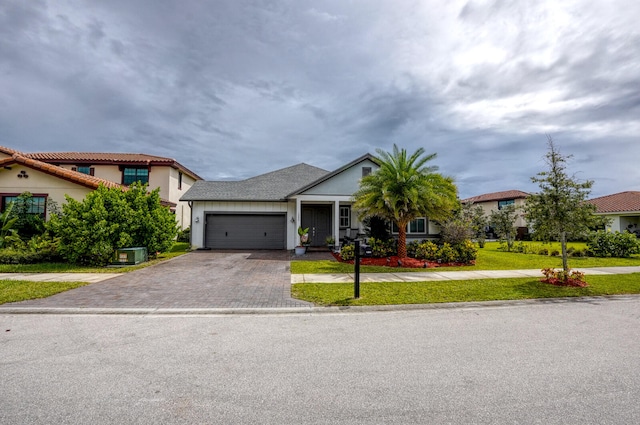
(204, 214, 286, 249)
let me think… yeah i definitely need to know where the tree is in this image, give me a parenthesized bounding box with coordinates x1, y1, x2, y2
(49, 183, 177, 265)
(489, 204, 519, 251)
(525, 136, 597, 276)
(352, 144, 458, 258)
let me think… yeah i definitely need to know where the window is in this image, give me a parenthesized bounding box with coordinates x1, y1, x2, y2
(498, 199, 515, 210)
(391, 218, 427, 234)
(123, 168, 149, 185)
(1, 194, 47, 218)
(362, 167, 372, 177)
(178, 172, 183, 190)
(339, 206, 350, 228)
(71, 166, 94, 175)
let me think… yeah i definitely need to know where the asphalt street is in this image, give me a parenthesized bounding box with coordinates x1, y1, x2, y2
(1, 298, 640, 424)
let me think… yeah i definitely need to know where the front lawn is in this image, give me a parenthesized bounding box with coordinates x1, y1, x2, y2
(292, 273, 640, 306)
(290, 241, 640, 274)
(0, 242, 191, 274)
(0, 280, 89, 305)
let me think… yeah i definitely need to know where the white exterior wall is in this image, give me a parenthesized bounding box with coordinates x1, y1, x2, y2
(304, 159, 379, 196)
(189, 201, 295, 249)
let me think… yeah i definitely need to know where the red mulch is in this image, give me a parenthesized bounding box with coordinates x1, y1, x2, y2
(331, 253, 473, 269)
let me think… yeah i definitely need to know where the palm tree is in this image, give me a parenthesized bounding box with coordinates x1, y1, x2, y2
(352, 144, 458, 258)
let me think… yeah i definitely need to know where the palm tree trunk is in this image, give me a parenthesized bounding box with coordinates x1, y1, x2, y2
(398, 225, 407, 258)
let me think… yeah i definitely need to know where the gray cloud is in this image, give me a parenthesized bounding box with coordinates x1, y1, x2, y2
(2, 0, 639, 198)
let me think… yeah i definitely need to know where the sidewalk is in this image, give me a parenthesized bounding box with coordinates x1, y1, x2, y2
(291, 266, 640, 283)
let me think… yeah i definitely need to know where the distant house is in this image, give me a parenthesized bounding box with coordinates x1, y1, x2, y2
(181, 154, 442, 250)
(461, 190, 530, 238)
(0, 146, 201, 228)
(587, 191, 640, 236)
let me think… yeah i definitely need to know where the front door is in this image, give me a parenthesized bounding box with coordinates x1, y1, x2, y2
(301, 205, 332, 247)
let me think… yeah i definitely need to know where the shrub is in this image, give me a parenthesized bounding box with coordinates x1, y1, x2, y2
(406, 240, 421, 258)
(49, 183, 178, 266)
(587, 230, 640, 258)
(538, 248, 549, 256)
(0, 249, 44, 264)
(414, 241, 439, 261)
(177, 227, 191, 243)
(340, 244, 355, 261)
(436, 242, 457, 263)
(453, 240, 477, 263)
(369, 237, 395, 257)
(541, 268, 588, 287)
(550, 250, 560, 257)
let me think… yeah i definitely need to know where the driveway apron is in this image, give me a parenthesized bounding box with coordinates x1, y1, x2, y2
(6, 251, 312, 309)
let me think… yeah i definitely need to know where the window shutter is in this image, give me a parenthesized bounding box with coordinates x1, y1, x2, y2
(89, 167, 95, 176)
(72, 167, 77, 172)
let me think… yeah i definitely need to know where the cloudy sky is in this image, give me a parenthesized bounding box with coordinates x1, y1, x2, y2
(2, 0, 639, 199)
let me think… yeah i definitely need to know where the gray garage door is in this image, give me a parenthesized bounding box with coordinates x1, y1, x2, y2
(205, 214, 286, 249)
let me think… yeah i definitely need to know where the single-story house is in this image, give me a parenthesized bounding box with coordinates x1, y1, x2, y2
(461, 190, 530, 238)
(0, 145, 201, 228)
(588, 191, 640, 236)
(181, 154, 442, 250)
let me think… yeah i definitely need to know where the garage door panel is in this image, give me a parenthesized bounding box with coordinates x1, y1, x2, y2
(205, 214, 285, 249)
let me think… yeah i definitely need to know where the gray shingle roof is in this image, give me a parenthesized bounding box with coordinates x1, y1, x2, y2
(181, 163, 330, 201)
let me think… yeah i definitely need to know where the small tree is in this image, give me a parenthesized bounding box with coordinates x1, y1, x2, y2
(489, 204, 519, 251)
(461, 202, 488, 246)
(525, 136, 598, 278)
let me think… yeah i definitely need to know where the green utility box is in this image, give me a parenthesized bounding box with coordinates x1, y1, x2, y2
(112, 247, 148, 265)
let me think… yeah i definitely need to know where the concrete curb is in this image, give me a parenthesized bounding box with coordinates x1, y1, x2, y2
(1, 294, 638, 315)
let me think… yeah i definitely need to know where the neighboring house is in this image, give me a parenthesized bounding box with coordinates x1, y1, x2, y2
(587, 191, 640, 236)
(0, 146, 201, 228)
(461, 190, 530, 238)
(181, 154, 442, 250)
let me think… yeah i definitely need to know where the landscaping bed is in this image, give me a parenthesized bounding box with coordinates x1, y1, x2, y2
(330, 252, 472, 269)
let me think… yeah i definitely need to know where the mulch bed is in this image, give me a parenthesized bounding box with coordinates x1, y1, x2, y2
(331, 253, 473, 269)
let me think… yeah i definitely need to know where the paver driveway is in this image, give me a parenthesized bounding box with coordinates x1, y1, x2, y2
(7, 251, 312, 309)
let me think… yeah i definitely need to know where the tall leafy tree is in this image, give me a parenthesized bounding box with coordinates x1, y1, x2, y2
(525, 136, 597, 275)
(352, 144, 458, 258)
(49, 183, 177, 265)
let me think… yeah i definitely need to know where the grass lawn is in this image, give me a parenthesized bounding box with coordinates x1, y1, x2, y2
(0, 242, 191, 274)
(292, 273, 640, 306)
(0, 280, 89, 305)
(290, 241, 640, 274)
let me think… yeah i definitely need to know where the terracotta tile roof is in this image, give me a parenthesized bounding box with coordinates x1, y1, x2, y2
(2, 152, 124, 190)
(0, 148, 176, 206)
(24, 151, 202, 180)
(461, 190, 529, 204)
(587, 191, 640, 213)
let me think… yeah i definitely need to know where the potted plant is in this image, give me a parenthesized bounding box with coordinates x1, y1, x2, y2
(295, 226, 309, 255)
(325, 235, 335, 250)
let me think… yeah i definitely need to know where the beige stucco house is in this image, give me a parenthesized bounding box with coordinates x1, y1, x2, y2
(0, 146, 201, 228)
(181, 154, 442, 250)
(461, 190, 530, 238)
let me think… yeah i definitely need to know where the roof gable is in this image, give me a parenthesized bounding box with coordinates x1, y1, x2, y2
(588, 191, 640, 213)
(290, 153, 380, 196)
